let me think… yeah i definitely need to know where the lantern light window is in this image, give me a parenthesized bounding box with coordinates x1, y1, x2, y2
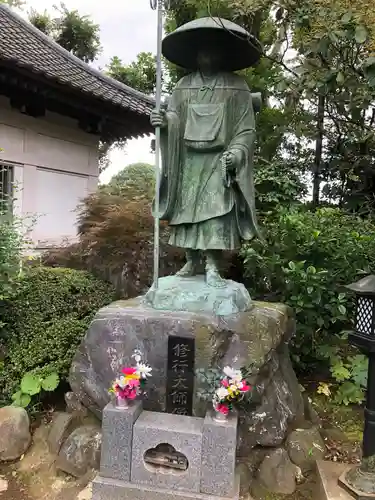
(356, 296, 374, 335)
(346, 275, 375, 349)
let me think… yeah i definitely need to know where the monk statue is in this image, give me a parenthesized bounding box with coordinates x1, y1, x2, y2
(150, 17, 262, 288)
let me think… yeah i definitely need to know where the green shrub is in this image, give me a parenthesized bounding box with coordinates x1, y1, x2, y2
(242, 207, 375, 403)
(12, 371, 60, 408)
(0, 266, 115, 404)
(43, 191, 185, 298)
(0, 214, 23, 335)
(43, 162, 182, 297)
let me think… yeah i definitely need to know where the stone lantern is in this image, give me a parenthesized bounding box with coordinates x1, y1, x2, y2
(340, 275, 375, 498)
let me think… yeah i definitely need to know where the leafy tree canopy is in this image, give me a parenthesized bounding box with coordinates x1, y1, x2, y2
(103, 163, 155, 202)
(106, 53, 157, 95)
(18, 0, 375, 205)
(29, 2, 101, 63)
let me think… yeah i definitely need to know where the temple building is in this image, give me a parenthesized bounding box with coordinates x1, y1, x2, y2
(0, 5, 153, 248)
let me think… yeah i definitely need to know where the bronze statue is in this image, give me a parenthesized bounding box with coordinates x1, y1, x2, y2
(151, 17, 262, 288)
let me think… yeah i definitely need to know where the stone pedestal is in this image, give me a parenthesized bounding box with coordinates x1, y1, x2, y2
(339, 467, 375, 499)
(92, 407, 239, 500)
(201, 411, 237, 497)
(99, 401, 142, 481)
(144, 275, 251, 316)
(69, 297, 303, 455)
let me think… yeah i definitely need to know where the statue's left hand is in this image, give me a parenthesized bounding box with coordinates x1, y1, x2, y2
(225, 149, 241, 171)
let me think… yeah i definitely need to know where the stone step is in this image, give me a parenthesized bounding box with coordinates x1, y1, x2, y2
(92, 475, 240, 500)
(315, 460, 354, 500)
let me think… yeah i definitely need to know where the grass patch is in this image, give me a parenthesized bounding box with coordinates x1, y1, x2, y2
(310, 394, 363, 443)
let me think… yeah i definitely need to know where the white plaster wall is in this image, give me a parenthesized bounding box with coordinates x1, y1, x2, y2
(0, 96, 99, 248)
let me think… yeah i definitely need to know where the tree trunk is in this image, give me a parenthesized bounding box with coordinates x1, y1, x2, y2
(312, 94, 325, 208)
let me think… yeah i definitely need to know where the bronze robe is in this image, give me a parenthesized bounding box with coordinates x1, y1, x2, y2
(155, 71, 260, 250)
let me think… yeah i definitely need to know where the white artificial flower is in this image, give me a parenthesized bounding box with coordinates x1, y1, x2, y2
(136, 363, 152, 379)
(223, 366, 236, 378)
(115, 376, 127, 388)
(216, 387, 229, 400)
(223, 366, 242, 383)
(132, 351, 142, 363)
(232, 371, 243, 383)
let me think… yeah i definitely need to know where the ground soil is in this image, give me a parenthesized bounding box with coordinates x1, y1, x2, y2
(0, 419, 89, 500)
(249, 393, 363, 500)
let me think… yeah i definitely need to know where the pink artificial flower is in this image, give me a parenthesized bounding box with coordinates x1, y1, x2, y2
(122, 367, 137, 375)
(115, 385, 126, 396)
(239, 382, 251, 392)
(216, 403, 229, 415)
(117, 388, 127, 398)
(127, 388, 138, 400)
(221, 379, 229, 387)
(128, 378, 140, 388)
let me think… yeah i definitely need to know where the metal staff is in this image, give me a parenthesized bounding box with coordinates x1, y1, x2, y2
(150, 0, 170, 289)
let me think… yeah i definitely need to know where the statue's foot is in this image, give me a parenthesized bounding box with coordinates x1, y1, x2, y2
(176, 261, 198, 277)
(206, 267, 227, 288)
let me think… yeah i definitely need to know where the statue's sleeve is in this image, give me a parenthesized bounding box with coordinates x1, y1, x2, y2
(229, 89, 256, 156)
(160, 78, 186, 178)
(228, 88, 263, 240)
(155, 89, 182, 220)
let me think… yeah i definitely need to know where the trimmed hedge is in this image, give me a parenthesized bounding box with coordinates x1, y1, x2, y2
(0, 266, 116, 404)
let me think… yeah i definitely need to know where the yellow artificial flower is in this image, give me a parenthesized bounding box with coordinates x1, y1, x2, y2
(227, 385, 239, 398)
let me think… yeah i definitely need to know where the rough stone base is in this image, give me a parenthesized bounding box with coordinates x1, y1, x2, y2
(315, 460, 354, 500)
(144, 275, 251, 315)
(69, 297, 303, 455)
(92, 475, 240, 500)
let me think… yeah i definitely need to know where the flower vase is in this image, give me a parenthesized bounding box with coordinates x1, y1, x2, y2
(115, 395, 130, 409)
(213, 407, 229, 422)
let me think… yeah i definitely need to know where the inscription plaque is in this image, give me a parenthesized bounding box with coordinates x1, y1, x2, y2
(166, 336, 195, 416)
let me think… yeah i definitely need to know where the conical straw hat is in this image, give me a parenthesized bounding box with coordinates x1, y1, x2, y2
(162, 17, 262, 71)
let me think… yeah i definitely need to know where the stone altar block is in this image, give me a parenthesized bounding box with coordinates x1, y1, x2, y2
(93, 403, 239, 500)
(131, 411, 203, 492)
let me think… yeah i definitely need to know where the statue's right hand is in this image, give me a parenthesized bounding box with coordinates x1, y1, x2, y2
(150, 109, 167, 128)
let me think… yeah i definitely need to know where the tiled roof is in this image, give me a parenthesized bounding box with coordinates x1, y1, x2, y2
(0, 5, 155, 118)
